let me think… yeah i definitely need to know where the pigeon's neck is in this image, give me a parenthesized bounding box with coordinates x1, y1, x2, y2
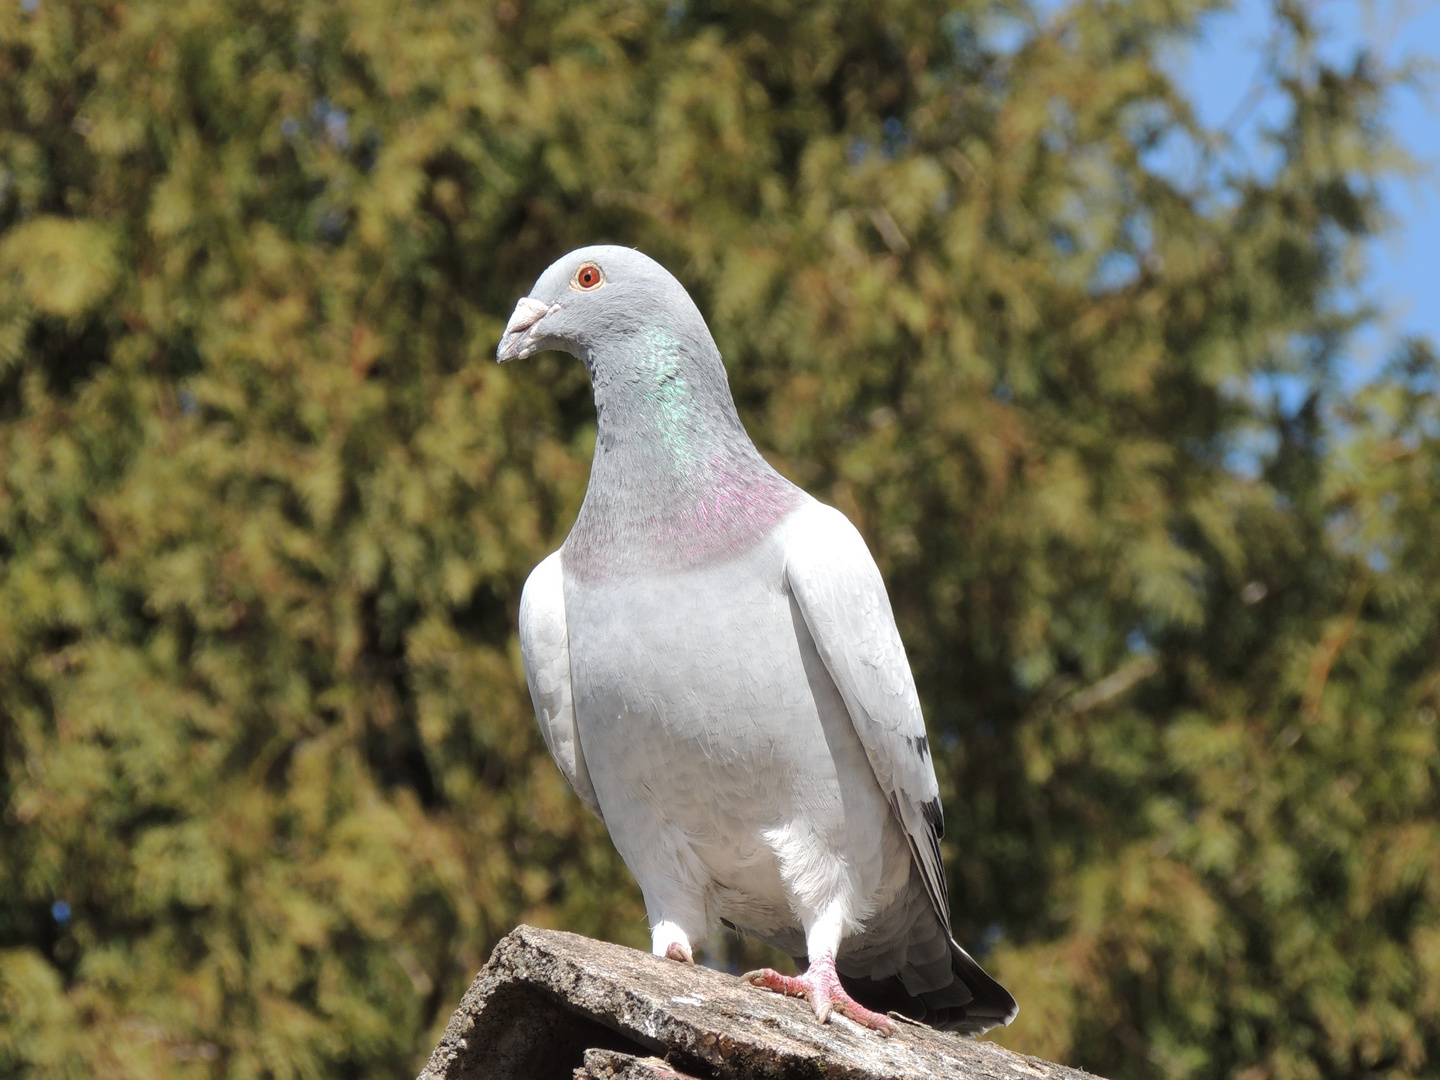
(564, 327, 802, 581)
(589, 327, 751, 472)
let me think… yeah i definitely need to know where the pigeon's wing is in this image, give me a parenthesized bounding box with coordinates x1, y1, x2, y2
(781, 502, 950, 929)
(519, 551, 603, 821)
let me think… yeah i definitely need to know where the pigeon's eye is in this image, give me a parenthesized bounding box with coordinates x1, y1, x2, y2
(573, 263, 605, 291)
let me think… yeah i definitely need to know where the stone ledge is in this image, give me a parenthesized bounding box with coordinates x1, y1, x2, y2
(418, 925, 1102, 1080)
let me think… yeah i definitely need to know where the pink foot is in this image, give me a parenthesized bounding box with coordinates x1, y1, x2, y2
(664, 942, 694, 964)
(741, 954, 893, 1035)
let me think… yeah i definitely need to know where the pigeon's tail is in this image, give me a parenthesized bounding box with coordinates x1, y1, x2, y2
(833, 936, 1018, 1035)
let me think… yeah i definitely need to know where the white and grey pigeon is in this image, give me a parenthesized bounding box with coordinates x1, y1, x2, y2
(497, 246, 1018, 1036)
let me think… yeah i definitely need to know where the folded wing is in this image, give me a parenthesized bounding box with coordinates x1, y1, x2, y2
(781, 502, 949, 929)
(519, 551, 603, 821)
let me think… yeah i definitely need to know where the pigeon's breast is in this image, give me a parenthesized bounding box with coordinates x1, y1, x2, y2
(564, 530, 819, 785)
(561, 459, 804, 583)
(562, 519, 899, 932)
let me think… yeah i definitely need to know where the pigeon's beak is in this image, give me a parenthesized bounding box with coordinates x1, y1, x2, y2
(496, 297, 561, 363)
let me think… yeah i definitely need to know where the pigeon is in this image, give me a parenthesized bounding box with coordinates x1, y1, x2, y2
(498, 245, 1018, 1036)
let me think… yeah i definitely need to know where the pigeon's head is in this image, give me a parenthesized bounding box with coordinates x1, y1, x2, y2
(495, 246, 709, 368)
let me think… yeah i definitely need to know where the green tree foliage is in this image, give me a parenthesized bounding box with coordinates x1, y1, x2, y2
(1, 0, 1436, 1077)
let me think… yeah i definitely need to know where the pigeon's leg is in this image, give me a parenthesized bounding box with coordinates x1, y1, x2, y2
(742, 903, 893, 1035)
(651, 920, 695, 964)
(742, 955, 893, 1033)
(639, 873, 706, 965)
(609, 808, 709, 965)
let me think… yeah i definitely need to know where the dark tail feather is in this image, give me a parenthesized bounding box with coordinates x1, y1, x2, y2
(836, 938, 1018, 1035)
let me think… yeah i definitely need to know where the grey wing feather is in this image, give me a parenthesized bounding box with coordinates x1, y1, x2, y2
(519, 551, 604, 821)
(782, 502, 950, 930)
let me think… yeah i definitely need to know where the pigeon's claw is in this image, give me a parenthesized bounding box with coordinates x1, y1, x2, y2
(664, 942, 695, 964)
(741, 956, 893, 1035)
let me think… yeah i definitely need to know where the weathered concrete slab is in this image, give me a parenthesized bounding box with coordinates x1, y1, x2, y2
(575, 1049, 699, 1079)
(418, 924, 1102, 1080)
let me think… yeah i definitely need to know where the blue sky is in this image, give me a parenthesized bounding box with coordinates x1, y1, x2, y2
(1171, 0, 1440, 382)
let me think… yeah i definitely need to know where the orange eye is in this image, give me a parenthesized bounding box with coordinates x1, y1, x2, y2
(574, 263, 604, 290)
